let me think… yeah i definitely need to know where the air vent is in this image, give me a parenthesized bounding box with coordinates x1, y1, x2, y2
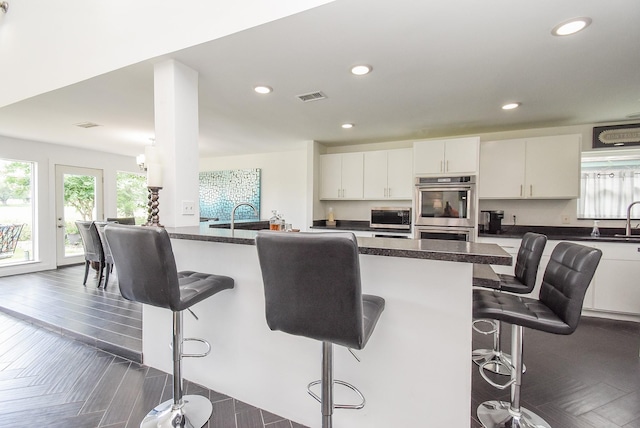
(74, 122, 101, 128)
(296, 91, 327, 102)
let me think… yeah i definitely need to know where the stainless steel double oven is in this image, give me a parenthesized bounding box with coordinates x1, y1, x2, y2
(413, 176, 477, 242)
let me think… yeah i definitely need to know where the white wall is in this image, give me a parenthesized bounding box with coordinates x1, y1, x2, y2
(200, 149, 309, 230)
(0, 136, 137, 276)
(0, 0, 334, 108)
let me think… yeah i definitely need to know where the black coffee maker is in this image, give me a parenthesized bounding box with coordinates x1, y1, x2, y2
(480, 210, 504, 234)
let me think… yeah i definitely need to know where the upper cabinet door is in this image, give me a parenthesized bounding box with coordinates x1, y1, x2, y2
(413, 140, 446, 175)
(319, 154, 343, 199)
(340, 152, 364, 199)
(444, 137, 479, 174)
(386, 149, 413, 199)
(413, 137, 479, 175)
(363, 151, 388, 199)
(479, 139, 526, 198)
(478, 134, 581, 199)
(525, 135, 581, 199)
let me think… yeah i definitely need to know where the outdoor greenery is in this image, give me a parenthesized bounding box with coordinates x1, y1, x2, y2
(63, 175, 96, 221)
(0, 161, 31, 205)
(116, 171, 147, 223)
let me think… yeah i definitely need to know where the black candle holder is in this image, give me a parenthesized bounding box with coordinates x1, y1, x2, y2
(143, 186, 164, 227)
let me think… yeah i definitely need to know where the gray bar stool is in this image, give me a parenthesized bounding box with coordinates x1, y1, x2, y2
(256, 231, 385, 428)
(104, 224, 234, 428)
(473, 242, 601, 428)
(472, 232, 547, 375)
(76, 220, 105, 287)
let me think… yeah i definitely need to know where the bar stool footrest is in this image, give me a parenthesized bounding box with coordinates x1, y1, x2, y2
(479, 360, 515, 390)
(472, 318, 498, 335)
(169, 338, 212, 358)
(307, 379, 366, 410)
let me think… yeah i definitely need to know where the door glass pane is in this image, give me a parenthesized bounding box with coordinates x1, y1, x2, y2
(0, 159, 34, 266)
(63, 173, 97, 258)
(116, 171, 147, 225)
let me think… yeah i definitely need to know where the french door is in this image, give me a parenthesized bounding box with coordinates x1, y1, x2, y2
(55, 165, 104, 266)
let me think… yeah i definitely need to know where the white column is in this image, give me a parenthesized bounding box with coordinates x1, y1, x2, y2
(153, 59, 200, 227)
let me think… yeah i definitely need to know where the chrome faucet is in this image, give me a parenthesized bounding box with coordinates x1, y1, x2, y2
(231, 203, 258, 232)
(625, 201, 640, 236)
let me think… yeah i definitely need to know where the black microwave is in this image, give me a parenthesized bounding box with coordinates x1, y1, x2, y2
(370, 207, 412, 230)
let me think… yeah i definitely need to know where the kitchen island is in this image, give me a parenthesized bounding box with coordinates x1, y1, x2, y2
(142, 226, 510, 428)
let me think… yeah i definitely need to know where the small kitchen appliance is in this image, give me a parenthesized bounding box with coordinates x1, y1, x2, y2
(370, 207, 411, 230)
(480, 210, 504, 234)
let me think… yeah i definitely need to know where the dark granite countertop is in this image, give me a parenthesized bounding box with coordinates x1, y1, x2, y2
(166, 225, 512, 266)
(310, 219, 411, 233)
(480, 225, 640, 243)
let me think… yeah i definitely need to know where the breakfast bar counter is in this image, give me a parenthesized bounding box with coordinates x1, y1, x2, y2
(141, 226, 510, 428)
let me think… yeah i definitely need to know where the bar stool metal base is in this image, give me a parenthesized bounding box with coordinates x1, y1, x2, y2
(477, 400, 551, 428)
(140, 395, 213, 428)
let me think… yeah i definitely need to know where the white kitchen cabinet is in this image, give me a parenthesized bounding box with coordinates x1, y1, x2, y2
(319, 152, 364, 199)
(478, 140, 526, 198)
(478, 134, 581, 199)
(364, 149, 412, 199)
(413, 137, 479, 176)
(591, 242, 640, 315)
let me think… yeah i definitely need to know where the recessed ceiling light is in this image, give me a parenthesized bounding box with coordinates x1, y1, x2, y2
(350, 65, 372, 76)
(551, 17, 592, 36)
(341, 123, 354, 129)
(254, 85, 272, 94)
(502, 102, 521, 110)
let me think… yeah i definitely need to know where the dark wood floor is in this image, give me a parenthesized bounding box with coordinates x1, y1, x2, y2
(0, 266, 639, 427)
(0, 265, 142, 362)
(0, 312, 307, 428)
(471, 316, 640, 428)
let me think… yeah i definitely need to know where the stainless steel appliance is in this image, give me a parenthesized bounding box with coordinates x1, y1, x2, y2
(370, 207, 411, 230)
(480, 210, 504, 234)
(414, 176, 476, 241)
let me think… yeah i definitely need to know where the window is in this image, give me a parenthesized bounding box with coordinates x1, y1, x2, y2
(116, 171, 147, 225)
(578, 153, 640, 219)
(0, 158, 35, 265)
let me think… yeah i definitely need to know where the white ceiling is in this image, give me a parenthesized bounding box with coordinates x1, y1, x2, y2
(1, 0, 639, 158)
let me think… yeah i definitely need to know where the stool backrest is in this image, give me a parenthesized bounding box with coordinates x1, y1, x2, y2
(514, 232, 547, 290)
(94, 221, 114, 265)
(76, 221, 104, 264)
(539, 242, 602, 334)
(104, 224, 181, 310)
(256, 231, 366, 349)
(106, 217, 136, 225)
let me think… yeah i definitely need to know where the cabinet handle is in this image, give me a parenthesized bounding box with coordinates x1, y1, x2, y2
(388, 188, 391, 197)
(440, 161, 444, 172)
(520, 185, 523, 197)
(530, 185, 533, 197)
(384, 188, 388, 197)
(446, 160, 449, 172)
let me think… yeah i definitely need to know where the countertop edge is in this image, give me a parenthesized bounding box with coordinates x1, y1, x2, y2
(166, 227, 512, 266)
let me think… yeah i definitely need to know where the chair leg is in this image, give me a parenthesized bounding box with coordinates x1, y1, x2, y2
(82, 261, 90, 286)
(103, 263, 111, 288)
(322, 341, 334, 428)
(140, 311, 213, 428)
(477, 325, 551, 428)
(97, 262, 104, 288)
